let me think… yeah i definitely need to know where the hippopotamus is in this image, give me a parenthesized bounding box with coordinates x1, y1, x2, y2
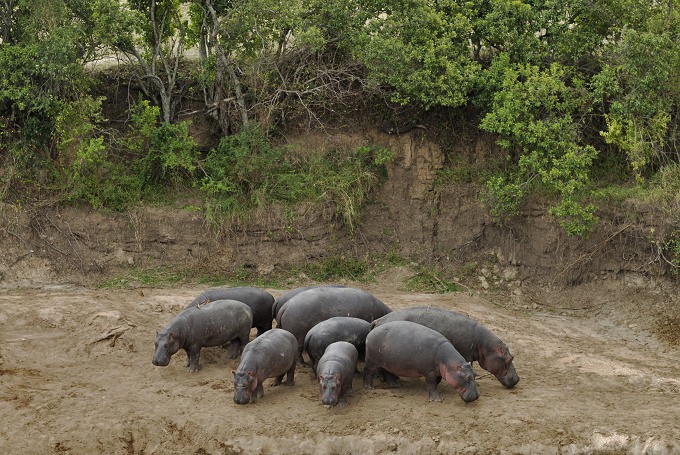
(277, 287, 391, 363)
(272, 284, 346, 321)
(186, 287, 274, 336)
(304, 317, 371, 373)
(232, 328, 297, 404)
(372, 306, 519, 388)
(316, 341, 359, 408)
(363, 320, 479, 403)
(153, 299, 253, 373)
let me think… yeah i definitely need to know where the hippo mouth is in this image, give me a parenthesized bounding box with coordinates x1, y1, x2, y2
(459, 387, 480, 403)
(499, 370, 520, 388)
(152, 357, 170, 367)
(233, 388, 251, 405)
(321, 397, 338, 407)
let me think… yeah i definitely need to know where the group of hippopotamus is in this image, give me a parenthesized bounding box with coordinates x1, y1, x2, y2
(152, 285, 520, 407)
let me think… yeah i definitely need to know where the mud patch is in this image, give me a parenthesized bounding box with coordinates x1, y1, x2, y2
(0, 285, 679, 454)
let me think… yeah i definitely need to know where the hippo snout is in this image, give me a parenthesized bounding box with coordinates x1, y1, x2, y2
(460, 382, 480, 403)
(152, 356, 170, 367)
(233, 388, 251, 405)
(499, 365, 520, 388)
(321, 395, 339, 407)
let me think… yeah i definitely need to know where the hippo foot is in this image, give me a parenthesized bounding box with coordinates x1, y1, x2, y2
(363, 384, 375, 390)
(428, 393, 443, 403)
(323, 404, 333, 409)
(337, 400, 348, 408)
(187, 366, 199, 373)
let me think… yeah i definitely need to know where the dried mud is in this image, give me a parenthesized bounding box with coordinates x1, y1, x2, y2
(1, 283, 678, 454)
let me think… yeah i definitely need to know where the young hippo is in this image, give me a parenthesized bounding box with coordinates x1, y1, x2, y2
(316, 341, 359, 408)
(304, 317, 371, 374)
(232, 328, 297, 404)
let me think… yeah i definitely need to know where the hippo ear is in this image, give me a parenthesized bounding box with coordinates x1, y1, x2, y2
(319, 374, 325, 380)
(168, 332, 175, 341)
(231, 370, 236, 375)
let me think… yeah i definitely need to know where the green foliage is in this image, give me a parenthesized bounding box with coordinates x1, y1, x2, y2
(645, 164, 680, 224)
(1, 0, 678, 241)
(64, 135, 143, 210)
(594, 29, 680, 179)
(123, 99, 199, 189)
(479, 59, 599, 234)
(200, 125, 312, 221)
(356, 0, 479, 108)
(301, 255, 373, 282)
(201, 127, 391, 232)
(403, 268, 458, 294)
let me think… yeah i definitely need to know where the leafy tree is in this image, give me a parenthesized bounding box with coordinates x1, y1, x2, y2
(594, 26, 679, 179)
(354, 0, 479, 108)
(480, 58, 598, 235)
(0, 0, 99, 188)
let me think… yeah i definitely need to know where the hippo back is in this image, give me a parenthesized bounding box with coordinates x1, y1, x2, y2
(372, 306, 500, 362)
(278, 287, 391, 346)
(186, 286, 274, 332)
(273, 284, 346, 321)
(365, 320, 466, 372)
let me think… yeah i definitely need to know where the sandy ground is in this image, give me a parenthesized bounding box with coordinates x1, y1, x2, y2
(1, 284, 678, 455)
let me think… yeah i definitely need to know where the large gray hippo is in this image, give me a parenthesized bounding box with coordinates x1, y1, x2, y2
(372, 306, 519, 388)
(364, 320, 479, 403)
(186, 286, 274, 336)
(153, 299, 253, 373)
(272, 284, 345, 322)
(277, 287, 391, 363)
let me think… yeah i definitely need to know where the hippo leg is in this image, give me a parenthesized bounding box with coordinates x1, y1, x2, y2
(337, 393, 348, 408)
(283, 361, 296, 386)
(255, 322, 273, 337)
(227, 334, 249, 359)
(297, 351, 308, 367)
(426, 372, 443, 402)
(227, 341, 240, 359)
(363, 365, 377, 389)
(186, 346, 201, 373)
(382, 369, 399, 388)
(254, 383, 264, 400)
(271, 374, 285, 386)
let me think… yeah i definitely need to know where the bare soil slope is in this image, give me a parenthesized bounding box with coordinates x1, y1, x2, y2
(1, 282, 678, 454)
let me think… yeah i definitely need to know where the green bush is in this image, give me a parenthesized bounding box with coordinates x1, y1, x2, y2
(479, 59, 598, 235)
(200, 127, 392, 231)
(404, 268, 458, 294)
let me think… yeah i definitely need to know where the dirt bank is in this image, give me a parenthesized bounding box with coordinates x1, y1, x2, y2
(1, 280, 678, 454)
